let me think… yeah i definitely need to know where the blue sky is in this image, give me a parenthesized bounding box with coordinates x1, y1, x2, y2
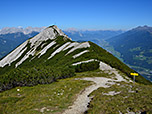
(0, 0, 152, 30)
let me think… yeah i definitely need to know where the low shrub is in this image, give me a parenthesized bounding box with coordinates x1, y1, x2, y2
(0, 66, 75, 92)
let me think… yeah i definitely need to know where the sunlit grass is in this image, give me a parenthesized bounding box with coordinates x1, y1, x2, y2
(0, 77, 91, 114)
(87, 82, 152, 114)
(0, 71, 151, 114)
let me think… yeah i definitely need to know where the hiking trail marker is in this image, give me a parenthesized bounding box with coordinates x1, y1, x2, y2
(130, 73, 139, 83)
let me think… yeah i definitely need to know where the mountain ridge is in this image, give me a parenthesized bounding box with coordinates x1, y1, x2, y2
(0, 26, 123, 60)
(0, 25, 151, 92)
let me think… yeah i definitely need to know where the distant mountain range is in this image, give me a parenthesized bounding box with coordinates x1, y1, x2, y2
(64, 29, 123, 41)
(107, 25, 152, 81)
(0, 26, 45, 35)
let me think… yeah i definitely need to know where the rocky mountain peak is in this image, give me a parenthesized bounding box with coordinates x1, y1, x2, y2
(29, 25, 71, 46)
(0, 25, 73, 67)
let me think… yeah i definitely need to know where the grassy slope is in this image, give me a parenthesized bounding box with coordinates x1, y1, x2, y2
(77, 71, 152, 114)
(0, 77, 92, 114)
(0, 71, 152, 114)
(87, 82, 152, 114)
(75, 71, 152, 114)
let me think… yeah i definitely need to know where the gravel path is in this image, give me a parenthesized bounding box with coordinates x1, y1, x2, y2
(63, 62, 131, 114)
(63, 75, 127, 114)
(63, 77, 113, 114)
